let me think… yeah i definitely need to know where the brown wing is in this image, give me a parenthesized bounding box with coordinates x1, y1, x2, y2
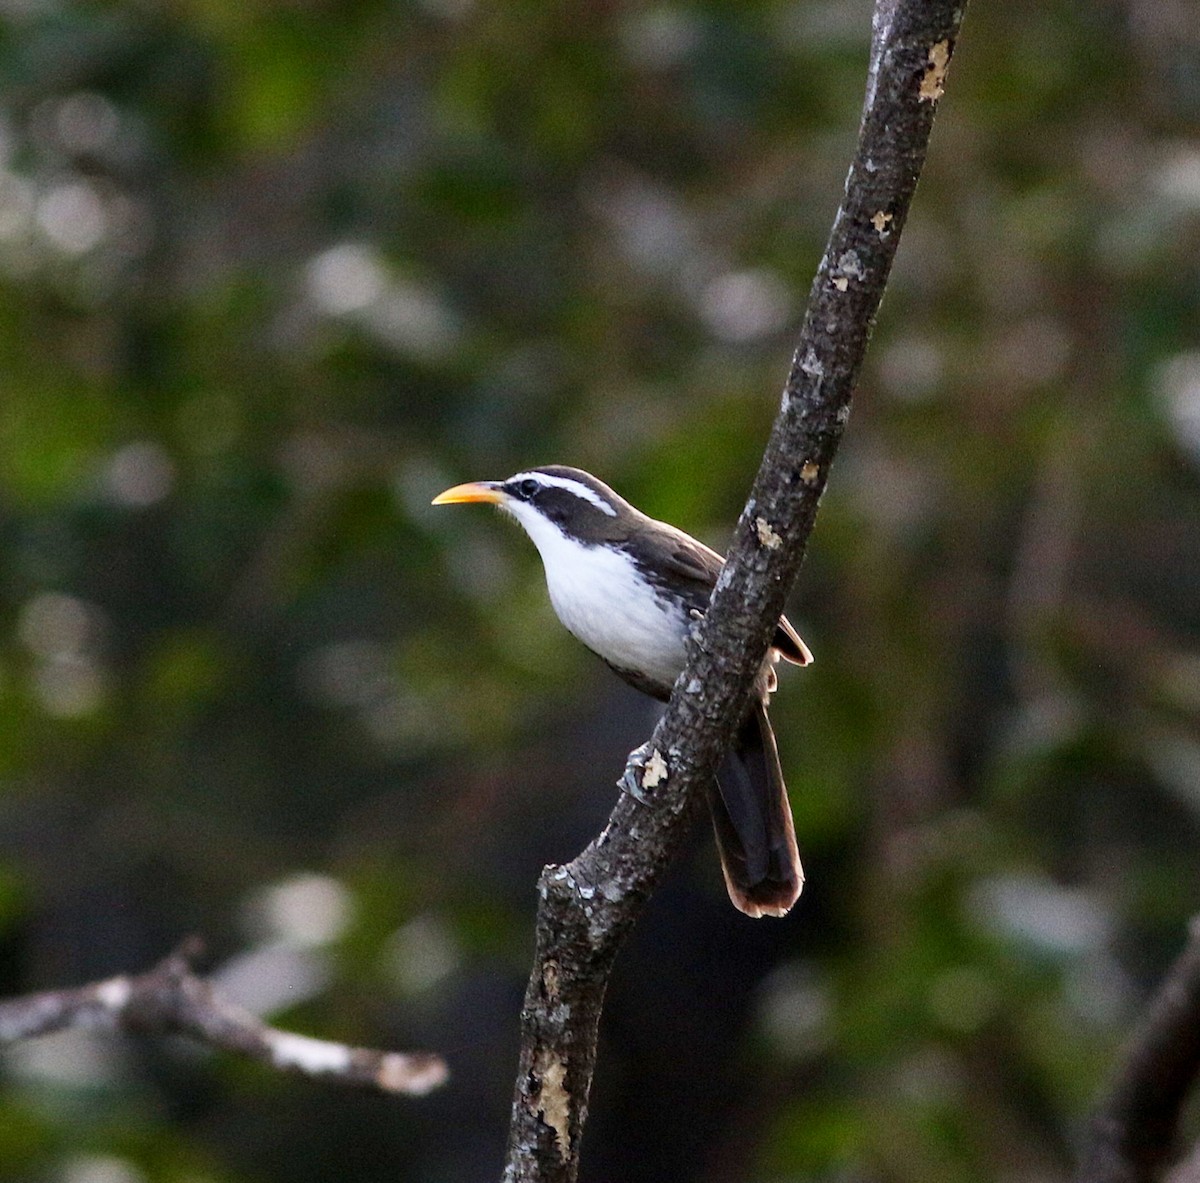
(649, 521, 814, 667)
(659, 527, 723, 589)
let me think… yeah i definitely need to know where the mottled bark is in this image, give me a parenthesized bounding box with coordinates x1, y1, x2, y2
(1078, 919, 1200, 1183)
(502, 3, 969, 1180)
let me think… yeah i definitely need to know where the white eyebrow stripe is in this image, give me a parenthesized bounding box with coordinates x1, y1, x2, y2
(513, 472, 618, 516)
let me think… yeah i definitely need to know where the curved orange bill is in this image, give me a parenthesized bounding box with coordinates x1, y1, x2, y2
(431, 480, 505, 506)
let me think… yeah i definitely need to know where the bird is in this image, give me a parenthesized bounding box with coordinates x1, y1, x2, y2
(432, 465, 811, 918)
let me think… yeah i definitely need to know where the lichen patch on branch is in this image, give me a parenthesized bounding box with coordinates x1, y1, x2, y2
(534, 1049, 571, 1157)
(268, 1030, 352, 1075)
(377, 1052, 449, 1095)
(641, 749, 668, 788)
(95, 976, 133, 1011)
(755, 517, 784, 550)
(919, 40, 951, 102)
(542, 960, 560, 1002)
(837, 250, 866, 280)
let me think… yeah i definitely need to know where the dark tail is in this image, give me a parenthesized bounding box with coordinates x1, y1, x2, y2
(710, 700, 803, 918)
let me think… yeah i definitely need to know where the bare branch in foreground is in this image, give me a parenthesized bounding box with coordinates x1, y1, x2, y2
(1078, 917, 1200, 1183)
(503, 2, 969, 1180)
(0, 939, 448, 1096)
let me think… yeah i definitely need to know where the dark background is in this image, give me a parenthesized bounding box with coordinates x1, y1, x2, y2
(1, 1, 1199, 1180)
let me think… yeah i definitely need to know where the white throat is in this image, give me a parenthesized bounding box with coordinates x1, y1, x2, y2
(504, 502, 688, 688)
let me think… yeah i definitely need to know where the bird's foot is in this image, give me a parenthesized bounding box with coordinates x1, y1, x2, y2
(619, 741, 662, 805)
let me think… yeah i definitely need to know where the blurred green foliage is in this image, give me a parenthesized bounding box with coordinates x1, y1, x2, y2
(1, 1, 1199, 1181)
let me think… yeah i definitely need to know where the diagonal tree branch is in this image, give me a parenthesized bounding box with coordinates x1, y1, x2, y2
(0, 939, 448, 1096)
(1078, 917, 1200, 1183)
(503, 2, 968, 1180)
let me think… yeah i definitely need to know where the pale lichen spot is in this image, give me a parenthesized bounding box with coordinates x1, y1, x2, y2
(832, 276, 849, 292)
(95, 976, 132, 1011)
(799, 347, 823, 377)
(837, 250, 866, 280)
(754, 517, 783, 550)
(535, 1049, 571, 1156)
(920, 40, 951, 102)
(871, 209, 893, 235)
(543, 959, 560, 1001)
(800, 461, 820, 486)
(641, 748, 669, 788)
(378, 1053, 449, 1095)
(269, 1031, 351, 1075)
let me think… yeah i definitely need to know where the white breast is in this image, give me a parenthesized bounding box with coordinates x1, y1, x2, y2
(507, 505, 688, 689)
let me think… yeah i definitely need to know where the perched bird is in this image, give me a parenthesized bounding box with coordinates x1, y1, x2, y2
(432, 466, 810, 918)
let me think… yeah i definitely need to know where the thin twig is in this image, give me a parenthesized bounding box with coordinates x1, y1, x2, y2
(0, 939, 448, 1096)
(1078, 917, 1200, 1183)
(502, 3, 969, 1180)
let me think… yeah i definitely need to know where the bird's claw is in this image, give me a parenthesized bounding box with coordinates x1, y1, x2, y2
(619, 741, 656, 805)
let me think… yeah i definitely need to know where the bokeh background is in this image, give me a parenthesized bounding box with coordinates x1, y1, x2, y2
(1, 1, 1199, 1180)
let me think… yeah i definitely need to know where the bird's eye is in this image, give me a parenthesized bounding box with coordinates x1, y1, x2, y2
(518, 479, 539, 499)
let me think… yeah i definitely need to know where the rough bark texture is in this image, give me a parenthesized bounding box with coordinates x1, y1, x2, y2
(502, 3, 969, 1180)
(0, 940, 448, 1095)
(1078, 918, 1200, 1183)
